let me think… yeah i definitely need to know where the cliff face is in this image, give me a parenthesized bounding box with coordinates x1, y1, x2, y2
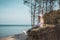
(26, 24, 60, 40)
(26, 10, 60, 40)
(43, 10, 60, 25)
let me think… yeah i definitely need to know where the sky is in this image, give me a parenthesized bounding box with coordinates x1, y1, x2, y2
(0, 0, 59, 25)
(0, 0, 31, 25)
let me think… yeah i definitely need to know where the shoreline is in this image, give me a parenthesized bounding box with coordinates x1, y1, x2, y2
(0, 33, 27, 40)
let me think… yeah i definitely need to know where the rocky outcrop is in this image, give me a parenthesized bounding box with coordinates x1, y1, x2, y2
(26, 24, 60, 40)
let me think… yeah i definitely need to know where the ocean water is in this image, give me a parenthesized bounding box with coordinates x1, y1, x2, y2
(0, 25, 31, 37)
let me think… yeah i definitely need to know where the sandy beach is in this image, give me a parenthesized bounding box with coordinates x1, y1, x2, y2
(0, 36, 16, 40)
(0, 33, 27, 40)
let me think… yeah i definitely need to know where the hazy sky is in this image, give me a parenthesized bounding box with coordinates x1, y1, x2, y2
(0, 0, 31, 25)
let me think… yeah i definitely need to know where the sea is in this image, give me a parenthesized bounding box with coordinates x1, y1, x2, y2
(0, 25, 31, 37)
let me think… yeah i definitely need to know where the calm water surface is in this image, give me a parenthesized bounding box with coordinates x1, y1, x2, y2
(0, 25, 31, 37)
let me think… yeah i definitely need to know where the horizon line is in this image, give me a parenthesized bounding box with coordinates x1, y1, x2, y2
(0, 24, 31, 26)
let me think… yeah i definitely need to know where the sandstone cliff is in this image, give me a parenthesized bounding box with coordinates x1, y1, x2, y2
(43, 10, 60, 25)
(26, 24, 60, 40)
(26, 10, 60, 40)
